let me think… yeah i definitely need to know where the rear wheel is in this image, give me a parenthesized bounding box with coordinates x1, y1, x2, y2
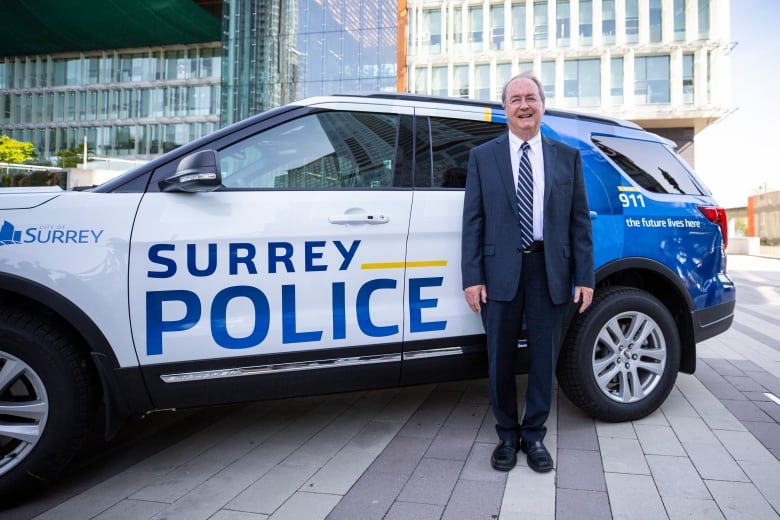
(557, 286, 680, 422)
(0, 306, 97, 502)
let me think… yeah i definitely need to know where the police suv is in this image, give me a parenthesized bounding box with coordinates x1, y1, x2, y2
(0, 94, 735, 499)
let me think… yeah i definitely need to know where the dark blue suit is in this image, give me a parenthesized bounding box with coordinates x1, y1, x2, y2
(461, 131, 594, 444)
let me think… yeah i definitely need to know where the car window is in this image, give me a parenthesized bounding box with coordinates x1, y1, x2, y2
(428, 117, 505, 188)
(592, 134, 706, 195)
(219, 111, 400, 189)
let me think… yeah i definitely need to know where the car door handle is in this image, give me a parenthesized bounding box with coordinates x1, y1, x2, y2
(328, 214, 389, 225)
(590, 211, 598, 220)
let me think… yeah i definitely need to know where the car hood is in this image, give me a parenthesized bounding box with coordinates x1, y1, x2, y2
(0, 187, 64, 210)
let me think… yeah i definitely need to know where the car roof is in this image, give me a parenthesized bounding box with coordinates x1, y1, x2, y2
(305, 93, 643, 131)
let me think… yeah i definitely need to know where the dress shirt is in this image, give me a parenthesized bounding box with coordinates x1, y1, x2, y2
(508, 131, 544, 241)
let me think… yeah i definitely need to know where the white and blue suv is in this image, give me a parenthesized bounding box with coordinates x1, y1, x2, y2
(0, 93, 735, 500)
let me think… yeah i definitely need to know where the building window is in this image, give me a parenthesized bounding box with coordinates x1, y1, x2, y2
(626, 0, 639, 43)
(432, 66, 448, 96)
(541, 59, 556, 102)
(0, 62, 6, 89)
(414, 66, 428, 94)
(649, 0, 662, 42)
(454, 64, 469, 98)
(469, 6, 484, 51)
(634, 56, 670, 104)
(564, 58, 600, 106)
(683, 53, 694, 104)
(602, 0, 615, 44)
(475, 64, 490, 100)
(556, 0, 570, 47)
(707, 50, 712, 102)
(534, 1, 548, 48)
(452, 7, 463, 47)
(674, 0, 686, 41)
(491, 5, 505, 50)
(512, 4, 526, 49)
(698, 0, 710, 39)
(497, 62, 512, 99)
(611, 57, 624, 104)
(423, 9, 442, 54)
(579, 0, 593, 46)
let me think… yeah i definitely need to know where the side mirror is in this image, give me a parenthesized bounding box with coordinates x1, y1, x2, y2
(161, 150, 221, 192)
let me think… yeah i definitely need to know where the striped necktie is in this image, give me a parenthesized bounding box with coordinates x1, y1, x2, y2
(516, 142, 534, 250)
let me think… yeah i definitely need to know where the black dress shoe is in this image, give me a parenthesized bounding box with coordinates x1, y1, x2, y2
(519, 439, 554, 473)
(491, 441, 517, 471)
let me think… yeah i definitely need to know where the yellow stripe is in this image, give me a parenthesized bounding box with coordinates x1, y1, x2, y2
(483, 108, 492, 122)
(617, 186, 639, 192)
(361, 260, 448, 270)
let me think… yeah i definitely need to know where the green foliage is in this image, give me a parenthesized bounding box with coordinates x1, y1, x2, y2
(56, 145, 94, 168)
(0, 135, 35, 164)
(1, 171, 65, 188)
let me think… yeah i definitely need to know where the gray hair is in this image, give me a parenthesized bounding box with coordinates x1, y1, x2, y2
(501, 71, 546, 106)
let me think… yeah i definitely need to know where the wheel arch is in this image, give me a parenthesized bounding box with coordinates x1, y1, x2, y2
(0, 273, 152, 436)
(589, 257, 696, 374)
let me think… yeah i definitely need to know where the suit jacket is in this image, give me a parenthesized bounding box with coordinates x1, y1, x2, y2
(461, 132, 594, 304)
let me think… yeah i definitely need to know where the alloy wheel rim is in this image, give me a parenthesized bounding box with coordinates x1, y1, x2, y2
(0, 351, 49, 476)
(592, 311, 667, 403)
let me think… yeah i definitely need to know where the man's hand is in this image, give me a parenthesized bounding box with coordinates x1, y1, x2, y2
(573, 286, 594, 313)
(464, 284, 487, 313)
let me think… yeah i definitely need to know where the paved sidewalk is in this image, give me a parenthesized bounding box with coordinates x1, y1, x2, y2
(6, 255, 780, 519)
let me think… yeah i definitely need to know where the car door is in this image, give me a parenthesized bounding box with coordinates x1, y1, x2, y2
(128, 106, 413, 407)
(401, 108, 507, 384)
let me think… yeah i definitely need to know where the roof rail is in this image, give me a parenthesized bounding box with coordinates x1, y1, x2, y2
(332, 92, 641, 130)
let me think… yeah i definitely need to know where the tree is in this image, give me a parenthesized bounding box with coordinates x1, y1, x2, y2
(0, 135, 35, 164)
(55, 145, 94, 168)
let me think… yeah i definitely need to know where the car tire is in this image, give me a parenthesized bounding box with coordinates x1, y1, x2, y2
(557, 286, 680, 422)
(0, 306, 97, 502)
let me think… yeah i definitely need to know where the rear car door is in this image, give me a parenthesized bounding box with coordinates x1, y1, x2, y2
(401, 106, 507, 383)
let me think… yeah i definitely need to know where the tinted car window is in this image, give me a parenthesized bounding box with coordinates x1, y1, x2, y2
(592, 134, 705, 195)
(219, 111, 400, 189)
(426, 117, 505, 188)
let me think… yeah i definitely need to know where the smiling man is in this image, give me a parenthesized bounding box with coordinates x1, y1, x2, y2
(461, 72, 594, 473)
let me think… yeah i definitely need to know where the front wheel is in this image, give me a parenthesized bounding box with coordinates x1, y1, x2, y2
(0, 306, 97, 503)
(557, 286, 681, 422)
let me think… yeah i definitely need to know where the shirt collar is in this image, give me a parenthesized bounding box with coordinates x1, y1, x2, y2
(508, 131, 542, 154)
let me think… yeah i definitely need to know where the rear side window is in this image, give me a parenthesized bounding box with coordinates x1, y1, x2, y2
(592, 134, 705, 195)
(219, 111, 400, 189)
(416, 116, 505, 188)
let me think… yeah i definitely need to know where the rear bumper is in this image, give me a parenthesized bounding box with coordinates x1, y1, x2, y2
(692, 299, 736, 343)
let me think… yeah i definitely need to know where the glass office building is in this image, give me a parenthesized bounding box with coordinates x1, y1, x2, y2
(405, 0, 730, 163)
(0, 45, 222, 159)
(0, 0, 729, 169)
(221, 0, 398, 126)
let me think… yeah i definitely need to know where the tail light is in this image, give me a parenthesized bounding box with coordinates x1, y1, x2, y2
(698, 205, 728, 248)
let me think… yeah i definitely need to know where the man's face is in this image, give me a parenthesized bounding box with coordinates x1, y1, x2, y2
(503, 77, 544, 140)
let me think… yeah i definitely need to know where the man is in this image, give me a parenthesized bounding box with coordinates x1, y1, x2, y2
(461, 72, 594, 473)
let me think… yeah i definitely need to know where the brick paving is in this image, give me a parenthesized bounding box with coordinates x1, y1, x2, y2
(4, 254, 780, 519)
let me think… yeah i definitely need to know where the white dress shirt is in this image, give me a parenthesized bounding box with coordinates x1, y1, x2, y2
(508, 131, 545, 241)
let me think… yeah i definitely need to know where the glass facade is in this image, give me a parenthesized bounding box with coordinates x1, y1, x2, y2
(222, 0, 398, 126)
(0, 45, 220, 160)
(405, 0, 726, 123)
(0, 0, 730, 168)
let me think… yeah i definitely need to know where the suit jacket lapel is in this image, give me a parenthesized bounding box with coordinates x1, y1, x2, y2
(542, 135, 558, 208)
(491, 133, 517, 216)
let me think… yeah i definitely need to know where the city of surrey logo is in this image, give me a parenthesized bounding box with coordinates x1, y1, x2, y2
(0, 220, 104, 246)
(0, 221, 22, 246)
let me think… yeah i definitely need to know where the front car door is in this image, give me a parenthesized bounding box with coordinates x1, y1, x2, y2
(128, 105, 414, 408)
